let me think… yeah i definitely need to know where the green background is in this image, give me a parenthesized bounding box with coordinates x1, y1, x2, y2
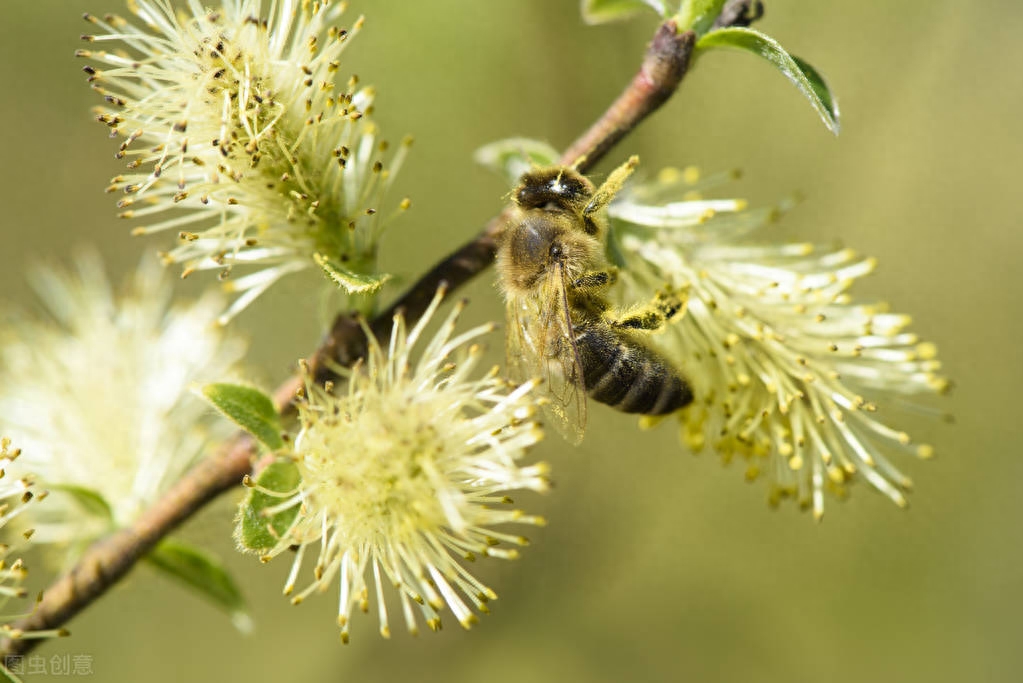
(0, 1, 1016, 681)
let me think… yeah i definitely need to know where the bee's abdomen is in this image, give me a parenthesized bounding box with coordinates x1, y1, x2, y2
(576, 326, 693, 415)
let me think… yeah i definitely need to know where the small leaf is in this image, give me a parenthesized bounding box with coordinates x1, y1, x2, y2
(314, 253, 390, 294)
(49, 484, 114, 522)
(146, 538, 251, 632)
(581, 0, 667, 25)
(235, 459, 301, 554)
(790, 54, 840, 131)
(695, 27, 840, 134)
(675, 0, 727, 35)
(200, 383, 283, 451)
(474, 138, 562, 186)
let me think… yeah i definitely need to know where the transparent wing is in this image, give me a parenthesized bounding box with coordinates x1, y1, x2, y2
(505, 264, 587, 443)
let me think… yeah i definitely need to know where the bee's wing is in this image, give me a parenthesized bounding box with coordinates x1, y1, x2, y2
(505, 264, 587, 444)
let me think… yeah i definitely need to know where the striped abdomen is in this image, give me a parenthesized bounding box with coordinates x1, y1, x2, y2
(575, 325, 693, 415)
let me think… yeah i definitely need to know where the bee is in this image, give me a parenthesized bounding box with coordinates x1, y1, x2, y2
(496, 156, 693, 443)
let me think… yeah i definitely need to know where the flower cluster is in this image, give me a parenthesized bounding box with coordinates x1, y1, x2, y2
(80, 0, 410, 321)
(250, 290, 548, 641)
(0, 254, 246, 550)
(0, 438, 68, 646)
(0, 439, 37, 605)
(609, 166, 948, 518)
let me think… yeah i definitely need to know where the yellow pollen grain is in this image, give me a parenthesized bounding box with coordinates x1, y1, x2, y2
(638, 415, 664, 430)
(682, 430, 705, 452)
(657, 167, 681, 184)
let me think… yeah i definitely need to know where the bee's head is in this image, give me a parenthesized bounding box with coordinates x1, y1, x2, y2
(514, 167, 594, 215)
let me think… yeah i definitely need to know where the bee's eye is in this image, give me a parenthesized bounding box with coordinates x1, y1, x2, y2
(549, 243, 564, 260)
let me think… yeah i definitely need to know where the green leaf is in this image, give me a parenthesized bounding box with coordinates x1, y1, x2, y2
(199, 383, 283, 451)
(695, 27, 840, 134)
(581, 0, 667, 25)
(235, 459, 302, 554)
(790, 54, 840, 132)
(474, 138, 562, 186)
(146, 538, 251, 632)
(314, 253, 390, 294)
(675, 0, 727, 35)
(49, 484, 114, 522)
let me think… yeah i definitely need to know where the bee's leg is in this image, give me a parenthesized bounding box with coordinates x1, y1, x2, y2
(570, 267, 619, 292)
(583, 156, 639, 216)
(651, 285, 688, 322)
(607, 285, 689, 332)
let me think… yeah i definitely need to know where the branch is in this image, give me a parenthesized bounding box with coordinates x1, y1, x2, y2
(561, 22, 694, 169)
(2, 8, 762, 655)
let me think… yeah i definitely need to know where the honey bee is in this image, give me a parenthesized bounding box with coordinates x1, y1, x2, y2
(496, 156, 693, 443)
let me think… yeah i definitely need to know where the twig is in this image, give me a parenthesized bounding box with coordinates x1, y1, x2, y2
(561, 22, 694, 169)
(1, 9, 759, 655)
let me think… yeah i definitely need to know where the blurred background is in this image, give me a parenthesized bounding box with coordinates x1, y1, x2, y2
(0, 0, 1017, 681)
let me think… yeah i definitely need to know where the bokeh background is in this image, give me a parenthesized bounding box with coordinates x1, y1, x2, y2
(0, 1, 1017, 681)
